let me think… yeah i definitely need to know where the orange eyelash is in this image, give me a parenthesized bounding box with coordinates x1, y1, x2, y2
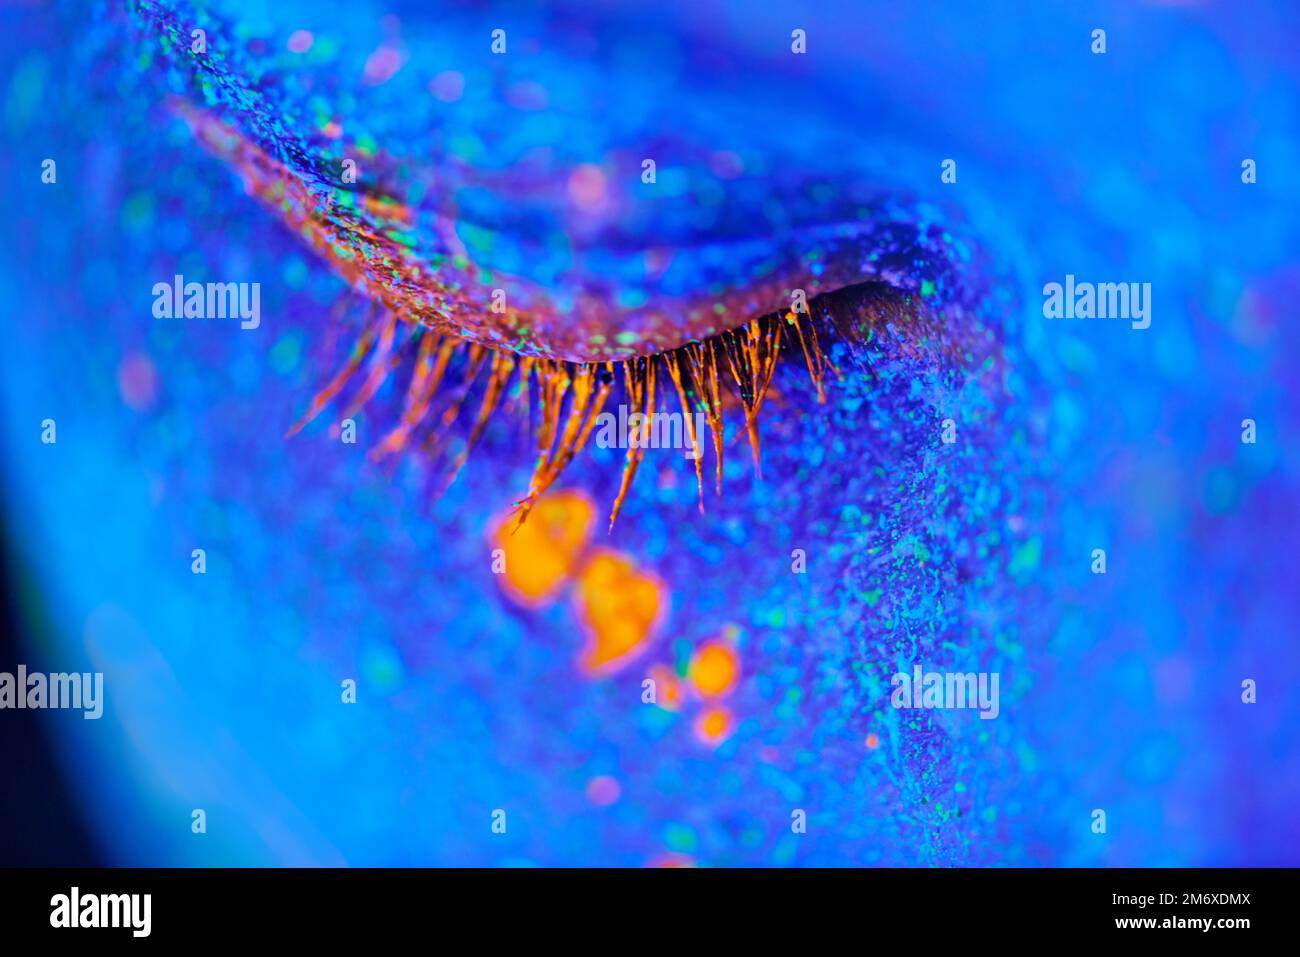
(287, 300, 834, 532)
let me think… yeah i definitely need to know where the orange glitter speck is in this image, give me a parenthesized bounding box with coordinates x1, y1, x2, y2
(491, 490, 594, 608)
(647, 853, 696, 868)
(648, 663, 685, 711)
(694, 705, 735, 747)
(689, 640, 740, 698)
(574, 548, 665, 675)
(865, 733, 880, 750)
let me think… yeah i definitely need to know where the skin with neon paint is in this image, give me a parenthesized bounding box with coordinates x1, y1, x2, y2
(24, 0, 1018, 868)
(8, 0, 1297, 868)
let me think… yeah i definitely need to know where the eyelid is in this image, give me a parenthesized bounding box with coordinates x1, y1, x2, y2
(178, 99, 974, 368)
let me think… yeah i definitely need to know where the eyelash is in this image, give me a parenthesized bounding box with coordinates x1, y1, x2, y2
(288, 296, 837, 532)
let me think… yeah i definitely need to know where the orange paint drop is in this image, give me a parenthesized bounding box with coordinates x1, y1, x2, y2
(689, 640, 740, 698)
(491, 490, 595, 607)
(361, 192, 413, 226)
(694, 705, 734, 746)
(575, 548, 665, 675)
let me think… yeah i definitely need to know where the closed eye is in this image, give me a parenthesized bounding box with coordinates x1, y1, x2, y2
(174, 95, 989, 530)
(154, 2, 995, 533)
